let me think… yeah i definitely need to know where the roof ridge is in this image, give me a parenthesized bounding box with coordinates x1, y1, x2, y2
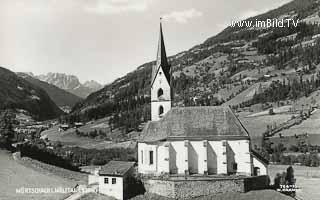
(226, 106, 250, 138)
(140, 106, 251, 142)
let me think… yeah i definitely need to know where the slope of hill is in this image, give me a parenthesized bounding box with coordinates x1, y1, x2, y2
(81, 190, 294, 200)
(17, 73, 82, 108)
(0, 150, 84, 200)
(0, 67, 63, 120)
(37, 72, 103, 98)
(70, 0, 320, 132)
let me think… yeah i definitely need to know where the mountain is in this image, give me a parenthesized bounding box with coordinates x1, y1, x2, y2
(0, 67, 63, 120)
(69, 0, 320, 130)
(37, 73, 102, 98)
(17, 73, 82, 108)
(83, 80, 104, 90)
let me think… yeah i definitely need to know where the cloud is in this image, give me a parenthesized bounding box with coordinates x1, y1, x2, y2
(162, 8, 203, 24)
(83, 0, 153, 15)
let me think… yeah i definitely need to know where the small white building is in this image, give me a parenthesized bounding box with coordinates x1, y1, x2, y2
(138, 21, 268, 177)
(98, 161, 135, 200)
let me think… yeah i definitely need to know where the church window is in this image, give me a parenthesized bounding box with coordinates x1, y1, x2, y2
(233, 162, 238, 170)
(112, 178, 116, 184)
(149, 151, 154, 165)
(104, 178, 109, 184)
(159, 106, 164, 117)
(157, 88, 163, 98)
(141, 150, 143, 164)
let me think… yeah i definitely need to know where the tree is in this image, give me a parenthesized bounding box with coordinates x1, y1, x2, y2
(285, 166, 296, 197)
(0, 110, 15, 148)
(285, 166, 295, 185)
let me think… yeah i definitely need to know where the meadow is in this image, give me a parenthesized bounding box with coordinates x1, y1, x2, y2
(269, 165, 320, 200)
(41, 117, 135, 150)
(0, 150, 78, 200)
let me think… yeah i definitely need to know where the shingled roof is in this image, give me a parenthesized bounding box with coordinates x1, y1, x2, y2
(140, 106, 250, 142)
(99, 161, 135, 176)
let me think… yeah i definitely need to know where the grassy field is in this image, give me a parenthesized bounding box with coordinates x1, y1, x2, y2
(269, 134, 320, 148)
(275, 109, 320, 137)
(0, 150, 79, 200)
(133, 190, 293, 200)
(269, 165, 320, 200)
(80, 190, 293, 200)
(79, 193, 116, 200)
(222, 82, 271, 107)
(238, 112, 293, 147)
(267, 109, 320, 146)
(41, 117, 135, 149)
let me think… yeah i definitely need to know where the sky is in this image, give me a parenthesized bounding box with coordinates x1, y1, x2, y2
(0, 0, 291, 84)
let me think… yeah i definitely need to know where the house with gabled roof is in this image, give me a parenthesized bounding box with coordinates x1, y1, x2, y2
(98, 161, 135, 200)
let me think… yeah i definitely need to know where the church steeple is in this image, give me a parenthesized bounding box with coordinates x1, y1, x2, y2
(150, 20, 172, 121)
(151, 20, 171, 86)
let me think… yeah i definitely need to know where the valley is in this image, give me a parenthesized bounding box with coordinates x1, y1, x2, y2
(41, 117, 136, 150)
(2, 0, 320, 199)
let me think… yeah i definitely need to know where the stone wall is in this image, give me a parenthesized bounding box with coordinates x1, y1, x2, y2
(244, 175, 270, 192)
(174, 179, 244, 199)
(143, 176, 269, 199)
(143, 179, 175, 198)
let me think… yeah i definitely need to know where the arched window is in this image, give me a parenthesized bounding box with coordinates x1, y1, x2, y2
(157, 88, 164, 98)
(159, 106, 164, 117)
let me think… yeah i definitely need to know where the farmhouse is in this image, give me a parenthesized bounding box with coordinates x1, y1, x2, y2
(98, 161, 135, 200)
(137, 22, 268, 198)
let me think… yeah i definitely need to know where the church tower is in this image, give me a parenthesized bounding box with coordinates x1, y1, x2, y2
(151, 21, 171, 121)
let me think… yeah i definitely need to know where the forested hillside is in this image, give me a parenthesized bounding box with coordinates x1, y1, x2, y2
(0, 67, 63, 120)
(17, 73, 82, 108)
(68, 0, 320, 133)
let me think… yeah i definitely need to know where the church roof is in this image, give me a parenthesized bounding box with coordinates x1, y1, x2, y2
(151, 22, 171, 86)
(140, 106, 250, 142)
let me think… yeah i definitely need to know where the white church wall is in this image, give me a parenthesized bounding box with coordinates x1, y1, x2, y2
(227, 140, 251, 175)
(188, 141, 206, 174)
(151, 101, 171, 121)
(252, 157, 268, 176)
(151, 67, 171, 100)
(151, 67, 171, 121)
(170, 141, 188, 174)
(138, 143, 158, 174)
(157, 143, 170, 173)
(208, 141, 227, 174)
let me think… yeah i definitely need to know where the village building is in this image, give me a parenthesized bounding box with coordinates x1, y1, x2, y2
(98, 161, 135, 200)
(92, 22, 269, 200)
(138, 22, 268, 194)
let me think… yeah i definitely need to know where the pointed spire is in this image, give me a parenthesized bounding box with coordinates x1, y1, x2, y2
(151, 19, 171, 85)
(156, 20, 169, 68)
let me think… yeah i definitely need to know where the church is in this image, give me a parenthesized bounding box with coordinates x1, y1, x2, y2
(138, 22, 268, 177)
